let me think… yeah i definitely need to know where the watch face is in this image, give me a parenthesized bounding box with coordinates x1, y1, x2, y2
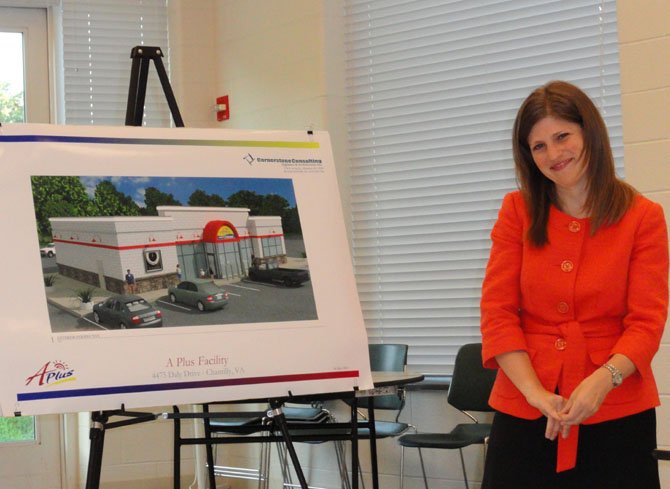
(604, 364, 623, 387)
(613, 372, 623, 386)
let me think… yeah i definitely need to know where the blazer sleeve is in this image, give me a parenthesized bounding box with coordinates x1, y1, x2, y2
(612, 200, 669, 378)
(480, 192, 529, 369)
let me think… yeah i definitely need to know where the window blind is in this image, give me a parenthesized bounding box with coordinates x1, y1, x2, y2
(62, 0, 170, 127)
(344, 0, 623, 374)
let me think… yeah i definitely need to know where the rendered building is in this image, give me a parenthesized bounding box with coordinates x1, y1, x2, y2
(49, 206, 286, 294)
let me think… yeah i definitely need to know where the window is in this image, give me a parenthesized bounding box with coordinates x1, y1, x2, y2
(0, 32, 24, 123)
(0, 26, 36, 443)
(62, 0, 170, 126)
(345, 0, 623, 374)
(261, 237, 282, 257)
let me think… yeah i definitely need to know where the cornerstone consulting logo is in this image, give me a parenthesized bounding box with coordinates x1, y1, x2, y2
(25, 361, 77, 387)
(243, 153, 323, 168)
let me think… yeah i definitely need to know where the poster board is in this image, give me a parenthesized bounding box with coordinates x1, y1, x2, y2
(0, 123, 373, 416)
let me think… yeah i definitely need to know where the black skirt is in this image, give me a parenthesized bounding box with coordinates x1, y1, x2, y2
(481, 408, 660, 489)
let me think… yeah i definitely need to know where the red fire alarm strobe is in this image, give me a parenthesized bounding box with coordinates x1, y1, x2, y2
(216, 95, 229, 121)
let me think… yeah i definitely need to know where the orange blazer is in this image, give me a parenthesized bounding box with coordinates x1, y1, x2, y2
(480, 191, 668, 470)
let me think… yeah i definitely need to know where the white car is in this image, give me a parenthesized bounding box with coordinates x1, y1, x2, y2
(40, 243, 56, 257)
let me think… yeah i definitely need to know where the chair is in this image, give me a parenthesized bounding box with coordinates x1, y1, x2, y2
(280, 343, 412, 489)
(360, 343, 408, 417)
(203, 402, 339, 489)
(397, 343, 496, 489)
(348, 343, 413, 439)
(202, 404, 270, 489)
(199, 344, 411, 489)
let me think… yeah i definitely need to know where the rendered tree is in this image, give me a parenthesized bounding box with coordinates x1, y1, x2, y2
(226, 190, 262, 215)
(143, 186, 181, 215)
(187, 189, 226, 207)
(282, 207, 302, 235)
(31, 176, 93, 238)
(92, 180, 140, 216)
(259, 194, 290, 216)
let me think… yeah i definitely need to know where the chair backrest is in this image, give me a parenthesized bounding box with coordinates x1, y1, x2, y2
(358, 343, 408, 411)
(369, 343, 407, 373)
(447, 343, 497, 412)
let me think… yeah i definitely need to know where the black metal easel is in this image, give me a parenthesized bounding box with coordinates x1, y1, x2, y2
(125, 45, 184, 127)
(85, 409, 158, 489)
(84, 45, 310, 489)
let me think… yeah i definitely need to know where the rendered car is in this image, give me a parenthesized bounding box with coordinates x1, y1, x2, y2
(93, 294, 163, 329)
(40, 242, 56, 257)
(168, 279, 229, 311)
(247, 263, 310, 287)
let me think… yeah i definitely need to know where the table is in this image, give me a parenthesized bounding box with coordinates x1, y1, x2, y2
(172, 371, 424, 489)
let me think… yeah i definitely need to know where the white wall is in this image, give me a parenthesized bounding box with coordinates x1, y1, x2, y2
(93, 2, 670, 489)
(167, 0, 218, 129)
(617, 1, 670, 486)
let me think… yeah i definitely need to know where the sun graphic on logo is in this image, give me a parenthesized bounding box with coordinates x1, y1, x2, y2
(53, 361, 69, 370)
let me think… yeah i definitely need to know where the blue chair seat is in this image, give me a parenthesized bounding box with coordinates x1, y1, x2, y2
(398, 423, 491, 450)
(358, 420, 410, 438)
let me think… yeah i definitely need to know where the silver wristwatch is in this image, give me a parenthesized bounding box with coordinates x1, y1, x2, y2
(602, 363, 623, 387)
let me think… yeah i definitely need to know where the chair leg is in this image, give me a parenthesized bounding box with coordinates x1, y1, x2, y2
(331, 440, 352, 489)
(260, 439, 271, 489)
(458, 448, 469, 489)
(357, 454, 366, 489)
(417, 448, 429, 489)
(336, 441, 352, 489)
(399, 425, 419, 489)
(277, 440, 294, 488)
(399, 446, 405, 489)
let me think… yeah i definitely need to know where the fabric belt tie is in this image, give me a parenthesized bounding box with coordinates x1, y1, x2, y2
(524, 317, 601, 472)
(555, 320, 586, 472)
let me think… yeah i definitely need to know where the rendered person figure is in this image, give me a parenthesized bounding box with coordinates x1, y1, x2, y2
(125, 269, 137, 294)
(480, 80, 668, 489)
(176, 264, 182, 281)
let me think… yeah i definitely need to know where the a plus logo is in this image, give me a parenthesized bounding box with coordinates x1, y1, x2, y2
(25, 361, 76, 386)
(243, 153, 255, 165)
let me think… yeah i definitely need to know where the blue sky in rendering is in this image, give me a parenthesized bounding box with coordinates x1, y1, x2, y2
(79, 176, 297, 208)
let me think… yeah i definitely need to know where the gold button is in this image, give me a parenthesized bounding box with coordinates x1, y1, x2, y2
(568, 221, 581, 233)
(555, 338, 567, 351)
(561, 260, 574, 272)
(557, 302, 569, 314)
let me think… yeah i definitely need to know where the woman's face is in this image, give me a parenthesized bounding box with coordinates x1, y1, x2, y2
(527, 115, 588, 195)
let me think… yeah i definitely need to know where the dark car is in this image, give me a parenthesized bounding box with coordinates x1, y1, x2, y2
(167, 279, 229, 311)
(93, 295, 163, 329)
(248, 263, 310, 287)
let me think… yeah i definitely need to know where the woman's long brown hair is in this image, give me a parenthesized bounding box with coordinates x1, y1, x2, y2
(512, 81, 636, 246)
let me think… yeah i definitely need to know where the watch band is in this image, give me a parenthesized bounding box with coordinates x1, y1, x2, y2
(602, 363, 623, 387)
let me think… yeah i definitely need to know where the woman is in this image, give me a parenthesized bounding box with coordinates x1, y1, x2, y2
(480, 81, 668, 488)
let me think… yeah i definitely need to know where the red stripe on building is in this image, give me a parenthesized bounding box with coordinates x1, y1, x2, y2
(53, 234, 284, 250)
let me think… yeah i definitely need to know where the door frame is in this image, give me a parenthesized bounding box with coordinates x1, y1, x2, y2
(0, 4, 74, 489)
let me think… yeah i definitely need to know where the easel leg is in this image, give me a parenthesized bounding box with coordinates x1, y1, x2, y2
(368, 399, 379, 489)
(268, 400, 309, 489)
(350, 398, 359, 489)
(174, 406, 181, 489)
(202, 404, 218, 489)
(125, 46, 184, 127)
(85, 411, 109, 489)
